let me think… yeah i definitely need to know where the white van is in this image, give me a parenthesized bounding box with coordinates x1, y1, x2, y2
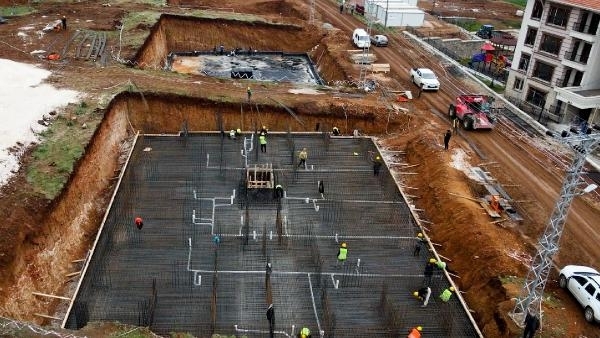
(352, 28, 370, 48)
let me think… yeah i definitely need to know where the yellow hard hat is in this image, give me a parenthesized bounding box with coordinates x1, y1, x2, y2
(376, 156, 380, 160)
(429, 258, 436, 263)
(413, 291, 419, 297)
(301, 335, 307, 338)
(449, 286, 455, 292)
(341, 242, 347, 248)
(237, 128, 241, 133)
(417, 232, 423, 238)
(417, 326, 423, 331)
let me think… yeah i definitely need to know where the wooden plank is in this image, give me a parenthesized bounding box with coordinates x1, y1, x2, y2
(32, 292, 71, 300)
(66, 271, 81, 277)
(34, 313, 62, 320)
(448, 192, 481, 203)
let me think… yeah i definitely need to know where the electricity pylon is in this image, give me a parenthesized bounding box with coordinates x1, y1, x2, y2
(510, 133, 600, 326)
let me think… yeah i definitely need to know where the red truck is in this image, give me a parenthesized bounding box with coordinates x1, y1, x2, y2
(448, 94, 496, 130)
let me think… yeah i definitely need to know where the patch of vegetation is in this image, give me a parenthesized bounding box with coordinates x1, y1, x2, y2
(0, 5, 35, 16)
(499, 275, 524, 285)
(26, 103, 100, 199)
(121, 11, 162, 47)
(502, 19, 525, 29)
(192, 10, 274, 24)
(111, 0, 166, 5)
(503, 0, 527, 9)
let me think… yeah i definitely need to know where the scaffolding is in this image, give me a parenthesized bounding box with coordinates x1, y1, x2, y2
(64, 133, 479, 337)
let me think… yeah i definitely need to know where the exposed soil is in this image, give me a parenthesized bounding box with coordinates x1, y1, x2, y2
(1, 0, 600, 337)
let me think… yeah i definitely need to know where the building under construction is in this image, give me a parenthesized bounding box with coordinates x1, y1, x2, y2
(63, 132, 480, 337)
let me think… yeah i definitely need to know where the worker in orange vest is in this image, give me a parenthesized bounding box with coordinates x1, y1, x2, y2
(134, 216, 144, 230)
(407, 326, 422, 338)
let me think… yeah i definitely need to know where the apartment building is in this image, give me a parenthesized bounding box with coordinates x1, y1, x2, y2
(505, 0, 600, 128)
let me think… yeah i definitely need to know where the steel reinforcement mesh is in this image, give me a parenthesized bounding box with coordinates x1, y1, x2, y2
(65, 133, 479, 337)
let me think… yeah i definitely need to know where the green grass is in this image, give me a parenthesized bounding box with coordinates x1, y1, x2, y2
(0, 6, 36, 16)
(26, 102, 100, 199)
(120, 11, 162, 47)
(503, 0, 527, 9)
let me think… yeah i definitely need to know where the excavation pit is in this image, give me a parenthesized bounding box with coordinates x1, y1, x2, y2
(169, 52, 324, 85)
(64, 132, 479, 337)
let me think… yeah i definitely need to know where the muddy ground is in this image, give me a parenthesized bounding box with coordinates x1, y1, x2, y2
(0, 0, 599, 337)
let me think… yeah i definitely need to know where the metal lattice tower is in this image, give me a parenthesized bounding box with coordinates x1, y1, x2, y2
(510, 133, 600, 325)
(309, 0, 315, 24)
(358, 0, 375, 88)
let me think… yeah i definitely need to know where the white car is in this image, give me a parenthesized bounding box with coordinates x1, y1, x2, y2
(409, 67, 440, 91)
(559, 265, 600, 322)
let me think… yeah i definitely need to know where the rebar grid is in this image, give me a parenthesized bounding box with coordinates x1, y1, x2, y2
(65, 134, 478, 337)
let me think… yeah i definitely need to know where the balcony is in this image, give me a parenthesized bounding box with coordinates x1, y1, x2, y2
(564, 51, 589, 65)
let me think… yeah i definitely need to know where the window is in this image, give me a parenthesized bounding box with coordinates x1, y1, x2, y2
(531, 0, 543, 19)
(526, 87, 547, 107)
(547, 6, 570, 27)
(540, 34, 562, 55)
(525, 28, 538, 46)
(518, 54, 531, 71)
(573, 276, 588, 286)
(532, 60, 554, 82)
(513, 77, 524, 91)
(585, 284, 596, 296)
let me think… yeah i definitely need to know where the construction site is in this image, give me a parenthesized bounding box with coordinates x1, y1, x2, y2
(63, 133, 478, 336)
(0, 0, 599, 337)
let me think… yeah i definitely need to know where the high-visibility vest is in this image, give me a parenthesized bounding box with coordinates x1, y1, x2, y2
(440, 288, 453, 302)
(436, 261, 446, 270)
(338, 247, 347, 261)
(259, 135, 267, 145)
(407, 328, 421, 338)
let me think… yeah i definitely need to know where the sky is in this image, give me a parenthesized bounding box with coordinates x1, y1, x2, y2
(0, 58, 79, 186)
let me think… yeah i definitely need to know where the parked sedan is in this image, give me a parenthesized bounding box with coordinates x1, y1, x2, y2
(370, 35, 388, 47)
(559, 265, 600, 322)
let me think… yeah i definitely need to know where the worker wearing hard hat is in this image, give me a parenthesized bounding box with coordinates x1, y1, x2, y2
(332, 126, 340, 136)
(260, 125, 268, 136)
(275, 184, 284, 199)
(298, 327, 311, 338)
(413, 286, 431, 307)
(413, 232, 426, 256)
(371, 152, 382, 176)
(434, 259, 458, 275)
(259, 133, 267, 153)
(407, 326, 423, 338)
(440, 286, 455, 302)
(229, 129, 236, 139)
(423, 258, 436, 286)
(337, 242, 348, 267)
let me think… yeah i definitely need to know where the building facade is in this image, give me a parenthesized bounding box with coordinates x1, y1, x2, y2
(505, 0, 600, 128)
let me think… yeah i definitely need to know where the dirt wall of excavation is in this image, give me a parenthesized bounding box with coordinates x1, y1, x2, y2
(119, 93, 395, 134)
(403, 137, 528, 337)
(135, 15, 323, 68)
(0, 103, 132, 321)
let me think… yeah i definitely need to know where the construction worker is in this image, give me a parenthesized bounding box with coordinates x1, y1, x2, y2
(371, 154, 382, 176)
(61, 16, 67, 30)
(247, 86, 252, 101)
(229, 129, 236, 139)
(337, 242, 348, 267)
(407, 326, 422, 338)
(413, 232, 426, 256)
(259, 133, 267, 153)
(523, 310, 540, 338)
(423, 258, 435, 286)
(440, 286, 455, 302)
(298, 148, 308, 169)
(443, 129, 452, 150)
(134, 217, 144, 230)
(413, 286, 431, 307)
(435, 259, 458, 275)
(298, 327, 312, 338)
(236, 128, 242, 136)
(275, 184, 284, 198)
(260, 125, 268, 136)
(332, 126, 340, 136)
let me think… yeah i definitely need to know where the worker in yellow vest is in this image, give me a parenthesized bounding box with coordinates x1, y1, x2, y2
(259, 134, 267, 153)
(298, 327, 311, 338)
(440, 286, 455, 302)
(337, 242, 347, 267)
